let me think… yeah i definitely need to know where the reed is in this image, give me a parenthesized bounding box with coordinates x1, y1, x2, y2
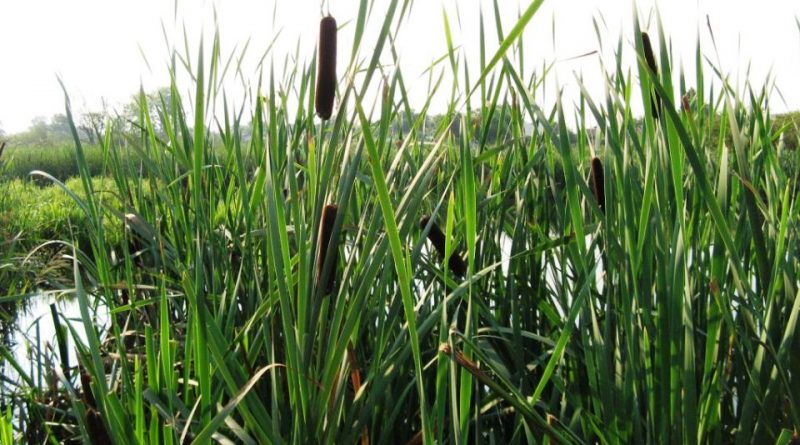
(317, 204, 338, 294)
(4, 3, 799, 444)
(315, 15, 337, 120)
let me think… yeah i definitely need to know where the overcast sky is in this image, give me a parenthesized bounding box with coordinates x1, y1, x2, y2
(1, 0, 798, 134)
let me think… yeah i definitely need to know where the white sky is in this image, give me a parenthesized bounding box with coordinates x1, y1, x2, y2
(1, 0, 799, 134)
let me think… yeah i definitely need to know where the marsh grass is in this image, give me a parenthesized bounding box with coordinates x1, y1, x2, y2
(0, 144, 108, 182)
(2, 1, 800, 444)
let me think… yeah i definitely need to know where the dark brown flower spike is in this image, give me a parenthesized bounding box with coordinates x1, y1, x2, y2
(510, 90, 518, 114)
(682, 94, 691, 113)
(315, 16, 337, 120)
(420, 216, 467, 277)
(79, 363, 111, 443)
(641, 32, 662, 119)
(590, 157, 605, 213)
(382, 77, 391, 111)
(317, 204, 338, 295)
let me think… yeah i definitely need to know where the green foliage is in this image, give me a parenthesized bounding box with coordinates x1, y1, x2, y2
(771, 111, 800, 149)
(0, 177, 124, 245)
(1, 144, 107, 181)
(10, 115, 72, 148)
(2, 2, 800, 444)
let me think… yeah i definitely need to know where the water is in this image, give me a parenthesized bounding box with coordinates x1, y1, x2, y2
(3, 292, 109, 389)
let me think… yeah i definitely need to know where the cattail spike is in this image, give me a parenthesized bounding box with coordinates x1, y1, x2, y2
(317, 204, 338, 294)
(79, 364, 96, 408)
(590, 157, 605, 214)
(315, 16, 337, 120)
(641, 32, 662, 119)
(420, 216, 467, 277)
(510, 90, 518, 115)
(79, 362, 111, 443)
(682, 94, 692, 113)
(382, 77, 391, 111)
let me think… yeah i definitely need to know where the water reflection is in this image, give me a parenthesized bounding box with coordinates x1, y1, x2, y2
(2, 291, 109, 394)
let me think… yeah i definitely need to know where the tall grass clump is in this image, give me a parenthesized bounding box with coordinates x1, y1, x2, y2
(2, 1, 799, 444)
(0, 143, 109, 181)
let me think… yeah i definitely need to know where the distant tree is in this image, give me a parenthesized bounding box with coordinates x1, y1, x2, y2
(27, 116, 50, 146)
(48, 114, 73, 141)
(11, 114, 84, 147)
(79, 112, 106, 144)
(143, 87, 175, 138)
(110, 87, 173, 140)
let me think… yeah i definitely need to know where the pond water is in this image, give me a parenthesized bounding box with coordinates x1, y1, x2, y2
(3, 292, 109, 389)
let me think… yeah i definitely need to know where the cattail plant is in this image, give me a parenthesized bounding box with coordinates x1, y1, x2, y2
(381, 76, 391, 112)
(641, 32, 662, 118)
(590, 157, 605, 213)
(420, 215, 466, 277)
(315, 16, 337, 120)
(79, 365, 110, 443)
(317, 204, 338, 294)
(510, 89, 519, 115)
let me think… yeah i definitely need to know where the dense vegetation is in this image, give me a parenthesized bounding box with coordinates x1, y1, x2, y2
(2, 1, 800, 444)
(3, 110, 798, 182)
(1, 144, 109, 182)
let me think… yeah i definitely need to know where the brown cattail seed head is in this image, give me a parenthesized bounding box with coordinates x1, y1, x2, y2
(420, 216, 467, 277)
(315, 16, 337, 120)
(79, 363, 111, 442)
(641, 32, 662, 119)
(79, 366, 96, 408)
(641, 32, 659, 77)
(590, 157, 605, 213)
(317, 204, 338, 294)
(510, 90, 518, 114)
(382, 78, 391, 111)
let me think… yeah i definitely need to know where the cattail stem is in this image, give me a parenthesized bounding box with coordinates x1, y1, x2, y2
(315, 16, 337, 120)
(641, 32, 662, 119)
(317, 204, 338, 294)
(420, 216, 466, 277)
(590, 157, 605, 213)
